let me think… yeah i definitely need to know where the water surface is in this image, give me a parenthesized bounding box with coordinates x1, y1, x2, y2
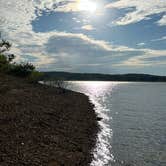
(68, 81, 166, 166)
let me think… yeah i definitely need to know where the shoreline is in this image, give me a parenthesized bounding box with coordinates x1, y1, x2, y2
(0, 74, 99, 165)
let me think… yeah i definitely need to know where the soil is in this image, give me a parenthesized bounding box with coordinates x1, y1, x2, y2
(0, 74, 99, 166)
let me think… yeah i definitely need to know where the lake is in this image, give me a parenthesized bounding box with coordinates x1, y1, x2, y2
(68, 81, 166, 166)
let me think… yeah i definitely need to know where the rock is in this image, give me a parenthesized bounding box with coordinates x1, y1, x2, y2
(97, 117, 102, 121)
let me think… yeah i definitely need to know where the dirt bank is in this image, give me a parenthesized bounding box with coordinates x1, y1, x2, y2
(0, 74, 99, 166)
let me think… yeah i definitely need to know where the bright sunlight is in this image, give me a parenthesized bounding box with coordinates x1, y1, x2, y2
(77, 0, 98, 13)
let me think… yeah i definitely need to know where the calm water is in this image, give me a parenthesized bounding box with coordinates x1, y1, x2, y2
(67, 81, 166, 166)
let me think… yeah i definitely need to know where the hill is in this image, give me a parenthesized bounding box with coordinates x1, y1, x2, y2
(42, 71, 166, 82)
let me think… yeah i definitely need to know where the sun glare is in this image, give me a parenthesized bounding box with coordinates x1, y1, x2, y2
(78, 0, 97, 13)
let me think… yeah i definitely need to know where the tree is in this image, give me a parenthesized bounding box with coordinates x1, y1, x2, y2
(0, 33, 16, 73)
(0, 33, 15, 65)
(0, 39, 12, 54)
(0, 33, 42, 82)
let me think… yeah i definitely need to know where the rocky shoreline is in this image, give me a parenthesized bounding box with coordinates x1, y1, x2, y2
(0, 74, 99, 166)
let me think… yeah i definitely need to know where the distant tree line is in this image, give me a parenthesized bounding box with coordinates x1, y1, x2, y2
(42, 71, 166, 82)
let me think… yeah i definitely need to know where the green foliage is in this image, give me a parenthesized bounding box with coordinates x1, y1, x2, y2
(0, 54, 8, 64)
(0, 37, 39, 80)
(0, 54, 10, 72)
(27, 71, 43, 83)
(0, 37, 15, 74)
(7, 54, 15, 62)
(0, 39, 12, 53)
(9, 62, 35, 77)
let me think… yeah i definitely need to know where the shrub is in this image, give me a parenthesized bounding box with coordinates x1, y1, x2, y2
(0, 54, 10, 73)
(7, 54, 15, 62)
(48, 78, 68, 93)
(0, 38, 15, 74)
(54, 79, 67, 89)
(0, 54, 8, 64)
(8, 62, 35, 77)
(0, 39, 12, 54)
(27, 71, 43, 83)
(0, 37, 41, 82)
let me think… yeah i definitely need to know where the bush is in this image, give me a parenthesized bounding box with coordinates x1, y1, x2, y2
(0, 39, 12, 54)
(0, 53, 37, 78)
(8, 62, 35, 77)
(0, 54, 12, 73)
(0, 37, 41, 81)
(56, 80, 67, 89)
(27, 71, 43, 83)
(46, 78, 68, 93)
(0, 54, 8, 64)
(49, 79, 67, 89)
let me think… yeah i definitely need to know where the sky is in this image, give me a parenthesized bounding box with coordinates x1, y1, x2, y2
(0, 0, 166, 75)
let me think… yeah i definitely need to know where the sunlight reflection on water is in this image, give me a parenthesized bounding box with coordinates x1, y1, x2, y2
(45, 81, 166, 166)
(68, 81, 120, 166)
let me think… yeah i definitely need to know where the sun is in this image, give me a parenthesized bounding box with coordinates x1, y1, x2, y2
(78, 0, 97, 13)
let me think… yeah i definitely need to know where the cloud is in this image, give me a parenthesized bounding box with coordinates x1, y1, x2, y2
(81, 25, 95, 31)
(0, 0, 35, 33)
(151, 36, 166, 42)
(0, 0, 76, 34)
(115, 49, 166, 67)
(1, 0, 166, 74)
(8, 30, 166, 72)
(106, 0, 166, 26)
(157, 15, 166, 26)
(33, 0, 100, 14)
(7, 30, 132, 69)
(137, 42, 145, 46)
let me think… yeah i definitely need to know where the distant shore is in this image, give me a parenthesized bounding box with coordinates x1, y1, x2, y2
(0, 74, 99, 166)
(42, 71, 166, 82)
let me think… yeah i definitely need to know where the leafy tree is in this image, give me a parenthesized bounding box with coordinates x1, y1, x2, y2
(0, 39, 12, 54)
(0, 34, 14, 65)
(0, 33, 42, 82)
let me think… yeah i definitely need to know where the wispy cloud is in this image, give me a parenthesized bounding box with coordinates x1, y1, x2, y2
(151, 36, 166, 42)
(106, 0, 166, 26)
(115, 49, 166, 67)
(81, 25, 95, 31)
(157, 15, 166, 26)
(137, 42, 146, 46)
(0, 0, 166, 74)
